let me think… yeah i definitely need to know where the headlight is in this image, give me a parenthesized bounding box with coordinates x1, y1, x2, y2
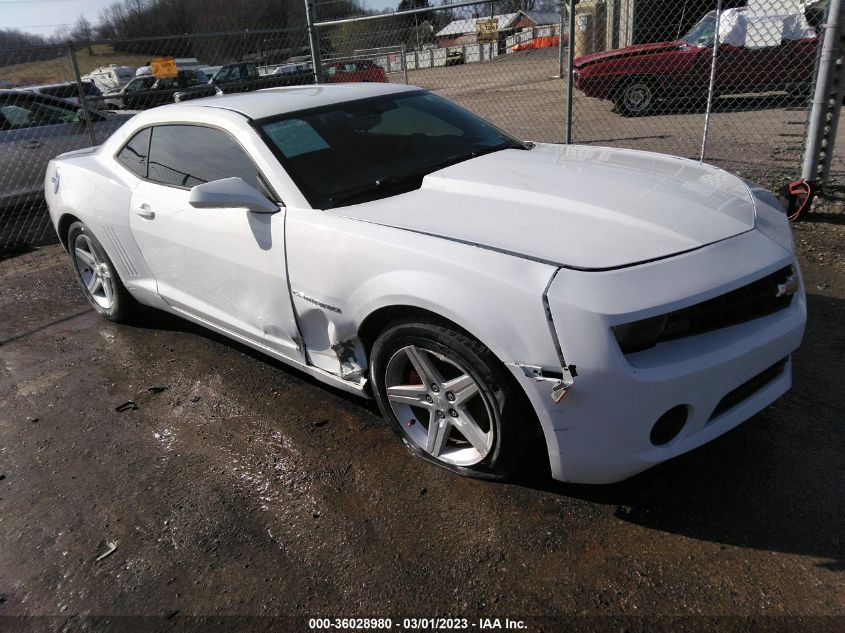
(612, 314, 668, 354)
(215, 87, 224, 95)
(745, 181, 795, 252)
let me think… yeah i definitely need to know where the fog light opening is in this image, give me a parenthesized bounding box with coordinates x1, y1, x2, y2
(650, 405, 690, 446)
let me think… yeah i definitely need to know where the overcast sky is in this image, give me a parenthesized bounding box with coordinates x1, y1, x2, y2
(4, 0, 400, 36)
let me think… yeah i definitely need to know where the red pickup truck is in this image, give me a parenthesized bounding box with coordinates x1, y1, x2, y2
(573, 6, 821, 116)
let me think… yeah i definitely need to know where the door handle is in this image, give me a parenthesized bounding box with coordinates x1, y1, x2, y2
(134, 204, 155, 219)
(21, 140, 41, 149)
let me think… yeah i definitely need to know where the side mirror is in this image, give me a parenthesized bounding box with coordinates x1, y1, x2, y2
(188, 177, 279, 214)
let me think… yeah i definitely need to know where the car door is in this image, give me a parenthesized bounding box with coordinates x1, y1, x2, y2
(126, 123, 304, 362)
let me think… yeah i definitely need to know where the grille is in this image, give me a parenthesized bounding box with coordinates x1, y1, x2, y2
(659, 266, 795, 344)
(710, 357, 788, 421)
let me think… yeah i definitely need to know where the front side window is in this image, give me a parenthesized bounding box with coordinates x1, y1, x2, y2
(116, 127, 151, 177)
(257, 90, 525, 209)
(146, 124, 261, 189)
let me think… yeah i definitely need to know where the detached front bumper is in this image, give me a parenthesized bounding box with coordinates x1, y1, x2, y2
(509, 229, 806, 484)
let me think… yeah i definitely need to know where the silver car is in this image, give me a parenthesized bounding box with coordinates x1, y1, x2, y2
(0, 89, 132, 209)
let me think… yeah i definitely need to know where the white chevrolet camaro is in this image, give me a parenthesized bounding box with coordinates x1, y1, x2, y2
(45, 83, 806, 484)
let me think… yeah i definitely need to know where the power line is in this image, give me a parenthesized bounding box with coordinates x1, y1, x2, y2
(0, 0, 89, 3)
(3, 23, 76, 28)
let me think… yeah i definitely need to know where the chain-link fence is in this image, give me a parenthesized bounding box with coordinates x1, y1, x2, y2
(0, 0, 840, 256)
(0, 27, 310, 255)
(570, 0, 825, 186)
(315, 0, 828, 186)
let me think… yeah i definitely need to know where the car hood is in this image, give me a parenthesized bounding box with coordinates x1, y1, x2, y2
(574, 40, 684, 68)
(333, 143, 755, 271)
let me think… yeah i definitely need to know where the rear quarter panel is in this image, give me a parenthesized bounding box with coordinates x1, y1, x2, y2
(45, 146, 160, 304)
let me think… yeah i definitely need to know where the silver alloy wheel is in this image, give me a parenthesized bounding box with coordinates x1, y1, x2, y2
(622, 83, 653, 113)
(73, 234, 113, 309)
(384, 345, 494, 467)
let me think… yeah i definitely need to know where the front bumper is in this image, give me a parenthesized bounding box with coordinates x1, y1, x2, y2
(510, 229, 806, 484)
(572, 71, 613, 100)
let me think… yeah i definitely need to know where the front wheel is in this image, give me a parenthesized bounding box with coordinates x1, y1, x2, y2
(613, 79, 657, 116)
(369, 320, 537, 480)
(67, 221, 139, 322)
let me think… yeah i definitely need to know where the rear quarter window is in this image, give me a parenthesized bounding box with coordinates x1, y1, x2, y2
(115, 127, 151, 178)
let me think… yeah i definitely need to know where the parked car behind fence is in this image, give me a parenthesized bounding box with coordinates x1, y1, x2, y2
(573, 5, 819, 116)
(102, 70, 208, 110)
(173, 62, 312, 102)
(0, 89, 131, 211)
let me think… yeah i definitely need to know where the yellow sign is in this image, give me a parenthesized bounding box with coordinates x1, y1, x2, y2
(476, 18, 498, 42)
(150, 57, 178, 78)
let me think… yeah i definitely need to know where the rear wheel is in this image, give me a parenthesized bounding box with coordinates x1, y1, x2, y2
(67, 221, 139, 322)
(369, 320, 537, 480)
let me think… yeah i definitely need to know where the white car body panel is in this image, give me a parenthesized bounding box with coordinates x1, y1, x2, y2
(44, 84, 806, 483)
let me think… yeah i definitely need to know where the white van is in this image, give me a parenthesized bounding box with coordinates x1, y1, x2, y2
(81, 65, 136, 93)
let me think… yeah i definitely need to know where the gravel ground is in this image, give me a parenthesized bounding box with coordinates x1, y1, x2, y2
(0, 213, 843, 631)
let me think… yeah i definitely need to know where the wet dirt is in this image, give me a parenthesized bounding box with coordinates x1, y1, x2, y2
(0, 220, 843, 628)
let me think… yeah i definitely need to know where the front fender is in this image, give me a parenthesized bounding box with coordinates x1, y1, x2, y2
(284, 209, 561, 377)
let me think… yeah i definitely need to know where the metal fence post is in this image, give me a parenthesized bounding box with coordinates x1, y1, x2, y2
(565, 0, 575, 144)
(305, 0, 323, 84)
(401, 42, 409, 84)
(802, 0, 844, 185)
(557, 1, 565, 78)
(67, 43, 97, 146)
(700, 0, 723, 163)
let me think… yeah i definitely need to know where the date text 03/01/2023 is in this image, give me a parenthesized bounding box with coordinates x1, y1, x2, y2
(308, 617, 528, 630)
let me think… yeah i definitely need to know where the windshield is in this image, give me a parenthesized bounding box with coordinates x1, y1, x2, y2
(257, 90, 526, 209)
(682, 14, 717, 46)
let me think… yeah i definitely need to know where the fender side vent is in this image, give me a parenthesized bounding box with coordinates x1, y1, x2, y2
(103, 225, 139, 278)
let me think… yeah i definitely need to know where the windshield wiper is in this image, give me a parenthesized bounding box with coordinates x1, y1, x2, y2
(467, 141, 528, 159)
(327, 169, 432, 208)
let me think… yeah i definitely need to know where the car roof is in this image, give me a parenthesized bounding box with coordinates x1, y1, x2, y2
(178, 82, 419, 119)
(26, 81, 94, 90)
(0, 88, 77, 103)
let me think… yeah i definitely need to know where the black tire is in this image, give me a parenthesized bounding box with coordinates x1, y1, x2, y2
(369, 320, 539, 480)
(613, 78, 658, 117)
(67, 221, 140, 323)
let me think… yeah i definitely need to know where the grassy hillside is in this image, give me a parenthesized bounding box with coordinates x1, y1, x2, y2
(1, 44, 150, 86)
